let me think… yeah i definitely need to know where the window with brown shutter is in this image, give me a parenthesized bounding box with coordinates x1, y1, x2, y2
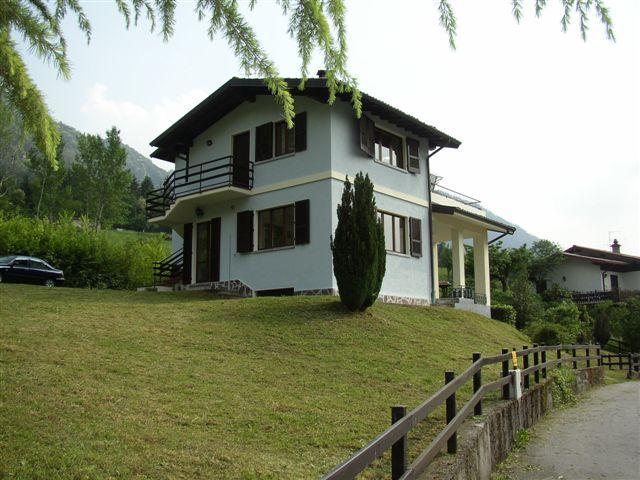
(237, 210, 254, 253)
(275, 120, 295, 157)
(295, 199, 310, 244)
(255, 122, 273, 162)
(407, 138, 420, 173)
(374, 128, 404, 169)
(294, 112, 307, 152)
(359, 115, 375, 157)
(409, 217, 422, 257)
(258, 204, 294, 250)
(377, 211, 406, 254)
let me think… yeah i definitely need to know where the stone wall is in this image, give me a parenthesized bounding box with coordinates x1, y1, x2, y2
(421, 367, 605, 480)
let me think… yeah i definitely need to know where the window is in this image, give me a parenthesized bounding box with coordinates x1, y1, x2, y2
(377, 211, 406, 254)
(258, 204, 295, 250)
(13, 259, 29, 267)
(407, 138, 420, 173)
(275, 120, 296, 157)
(31, 260, 49, 270)
(374, 128, 404, 169)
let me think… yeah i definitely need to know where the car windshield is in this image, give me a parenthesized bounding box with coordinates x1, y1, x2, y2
(0, 255, 17, 265)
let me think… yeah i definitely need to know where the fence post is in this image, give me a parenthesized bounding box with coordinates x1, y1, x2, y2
(473, 353, 482, 416)
(445, 371, 457, 454)
(533, 344, 540, 384)
(502, 348, 510, 400)
(556, 344, 562, 368)
(586, 346, 590, 368)
(541, 344, 547, 379)
(572, 347, 577, 369)
(596, 345, 601, 367)
(391, 405, 407, 480)
(619, 353, 623, 370)
(628, 353, 633, 378)
(523, 345, 530, 390)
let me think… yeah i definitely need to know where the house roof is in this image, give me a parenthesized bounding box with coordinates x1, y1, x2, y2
(150, 77, 461, 161)
(431, 203, 516, 235)
(563, 245, 640, 272)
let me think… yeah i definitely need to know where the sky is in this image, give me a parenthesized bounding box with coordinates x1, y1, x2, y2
(19, 0, 639, 254)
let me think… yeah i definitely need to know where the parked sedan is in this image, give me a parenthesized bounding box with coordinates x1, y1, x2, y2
(0, 256, 65, 287)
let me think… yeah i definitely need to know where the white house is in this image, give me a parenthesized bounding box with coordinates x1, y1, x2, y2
(146, 75, 514, 314)
(548, 240, 640, 299)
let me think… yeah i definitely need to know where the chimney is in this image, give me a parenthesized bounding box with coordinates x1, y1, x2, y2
(316, 69, 327, 78)
(611, 239, 621, 254)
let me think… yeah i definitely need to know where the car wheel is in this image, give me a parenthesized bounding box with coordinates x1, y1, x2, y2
(0, 273, 3, 283)
(45, 279, 55, 288)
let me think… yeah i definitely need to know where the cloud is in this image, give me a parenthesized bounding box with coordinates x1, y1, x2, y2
(80, 84, 206, 169)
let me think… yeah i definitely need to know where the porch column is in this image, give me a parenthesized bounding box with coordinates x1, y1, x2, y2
(473, 233, 491, 305)
(451, 228, 465, 288)
(432, 242, 440, 299)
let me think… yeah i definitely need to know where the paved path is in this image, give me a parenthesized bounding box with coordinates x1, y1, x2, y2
(508, 381, 640, 480)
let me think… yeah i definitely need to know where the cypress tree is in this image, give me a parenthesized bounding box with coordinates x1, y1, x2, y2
(331, 173, 386, 311)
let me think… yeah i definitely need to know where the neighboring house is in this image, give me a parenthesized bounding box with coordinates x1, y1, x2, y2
(145, 74, 514, 314)
(547, 240, 640, 302)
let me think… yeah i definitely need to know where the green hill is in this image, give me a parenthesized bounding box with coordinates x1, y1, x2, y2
(0, 285, 529, 479)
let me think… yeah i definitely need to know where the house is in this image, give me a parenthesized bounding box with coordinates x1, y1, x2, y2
(145, 74, 514, 315)
(547, 240, 640, 302)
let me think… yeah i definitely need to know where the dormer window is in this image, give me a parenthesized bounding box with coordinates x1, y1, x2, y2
(374, 128, 404, 169)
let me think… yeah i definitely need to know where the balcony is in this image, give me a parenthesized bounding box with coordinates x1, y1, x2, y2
(147, 155, 254, 219)
(430, 174, 482, 211)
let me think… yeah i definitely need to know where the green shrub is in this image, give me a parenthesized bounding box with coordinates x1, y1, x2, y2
(544, 301, 581, 342)
(593, 313, 611, 347)
(0, 214, 168, 289)
(541, 284, 573, 305)
(491, 289, 514, 306)
(550, 366, 577, 407)
(510, 272, 544, 329)
(528, 321, 563, 345)
(620, 298, 640, 351)
(491, 304, 517, 326)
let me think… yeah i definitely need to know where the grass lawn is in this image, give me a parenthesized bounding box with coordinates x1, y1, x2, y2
(0, 284, 529, 479)
(103, 229, 171, 248)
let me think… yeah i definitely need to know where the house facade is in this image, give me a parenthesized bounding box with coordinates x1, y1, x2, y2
(548, 241, 640, 301)
(146, 76, 514, 313)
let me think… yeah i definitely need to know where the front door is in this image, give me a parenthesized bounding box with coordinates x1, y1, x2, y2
(195, 219, 221, 283)
(232, 131, 250, 188)
(611, 274, 619, 290)
(183, 223, 193, 284)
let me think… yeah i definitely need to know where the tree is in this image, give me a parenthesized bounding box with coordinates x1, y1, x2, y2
(2, 1, 615, 167)
(0, 96, 27, 209)
(331, 173, 385, 311)
(139, 175, 155, 198)
(529, 239, 564, 287)
(489, 241, 512, 291)
(72, 127, 131, 230)
(510, 270, 543, 329)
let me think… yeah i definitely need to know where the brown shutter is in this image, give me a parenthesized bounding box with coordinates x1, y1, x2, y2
(255, 122, 273, 162)
(407, 138, 420, 173)
(359, 115, 375, 157)
(295, 199, 310, 245)
(410, 217, 422, 257)
(294, 112, 307, 152)
(237, 210, 254, 253)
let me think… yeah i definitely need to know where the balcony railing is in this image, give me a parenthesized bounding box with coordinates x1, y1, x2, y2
(146, 154, 254, 218)
(430, 174, 482, 210)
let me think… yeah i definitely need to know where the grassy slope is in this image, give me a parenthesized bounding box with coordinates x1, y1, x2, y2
(103, 229, 171, 247)
(0, 285, 528, 479)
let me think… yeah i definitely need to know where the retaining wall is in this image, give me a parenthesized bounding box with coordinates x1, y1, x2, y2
(421, 367, 604, 480)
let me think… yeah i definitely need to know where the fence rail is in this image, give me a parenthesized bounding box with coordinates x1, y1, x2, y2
(601, 352, 640, 375)
(321, 343, 603, 480)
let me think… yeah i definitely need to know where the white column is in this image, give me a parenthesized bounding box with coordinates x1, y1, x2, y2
(451, 228, 465, 288)
(473, 233, 491, 305)
(432, 242, 440, 299)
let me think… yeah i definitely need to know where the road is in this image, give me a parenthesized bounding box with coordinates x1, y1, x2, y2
(507, 381, 640, 480)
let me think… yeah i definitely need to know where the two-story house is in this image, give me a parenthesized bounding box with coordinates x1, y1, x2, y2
(145, 75, 514, 315)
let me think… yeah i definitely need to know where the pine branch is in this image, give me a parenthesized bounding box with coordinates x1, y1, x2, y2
(512, 0, 523, 23)
(437, 0, 457, 50)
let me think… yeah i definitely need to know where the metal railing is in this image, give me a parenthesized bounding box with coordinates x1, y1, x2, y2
(429, 174, 482, 210)
(440, 285, 475, 301)
(321, 343, 602, 480)
(571, 290, 618, 305)
(152, 248, 183, 286)
(146, 154, 254, 218)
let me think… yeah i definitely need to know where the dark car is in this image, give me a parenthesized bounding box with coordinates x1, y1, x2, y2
(0, 256, 65, 287)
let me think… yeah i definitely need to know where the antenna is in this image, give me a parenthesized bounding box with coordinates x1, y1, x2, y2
(608, 230, 621, 247)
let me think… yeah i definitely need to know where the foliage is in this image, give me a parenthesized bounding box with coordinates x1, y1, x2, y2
(529, 239, 564, 286)
(590, 300, 629, 340)
(550, 366, 577, 407)
(331, 173, 385, 311)
(619, 298, 640, 351)
(72, 127, 132, 230)
(541, 283, 572, 305)
(491, 304, 517, 326)
(510, 270, 543, 329)
(528, 321, 563, 345)
(592, 309, 612, 347)
(0, 214, 168, 289)
(489, 241, 512, 291)
(514, 428, 530, 451)
(544, 301, 581, 342)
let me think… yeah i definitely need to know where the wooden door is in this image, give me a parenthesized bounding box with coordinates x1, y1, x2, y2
(195, 219, 221, 283)
(210, 218, 221, 282)
(183, 223, 193, 284)
(232, 131, 250, 188)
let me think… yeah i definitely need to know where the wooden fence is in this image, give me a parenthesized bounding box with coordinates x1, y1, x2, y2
(321, 343, 601, 480)
(601, 352, 640, 376)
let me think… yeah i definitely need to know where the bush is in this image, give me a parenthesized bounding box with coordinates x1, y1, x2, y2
(593, 313, 612, 347)
(510, 272, 544, 329)
(544, 301, 581, 342)
(491, 289, 514, 306)
(620, 298, 640, 351)
(0, 214, 169, 289)
(541, 284, 573, 305)
(528, 321, 564, 345)
(491, 304, 517, 326)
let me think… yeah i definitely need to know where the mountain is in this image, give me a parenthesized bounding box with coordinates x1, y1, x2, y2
(485, 208, 540, 248)
(56, 122, 169, 187)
